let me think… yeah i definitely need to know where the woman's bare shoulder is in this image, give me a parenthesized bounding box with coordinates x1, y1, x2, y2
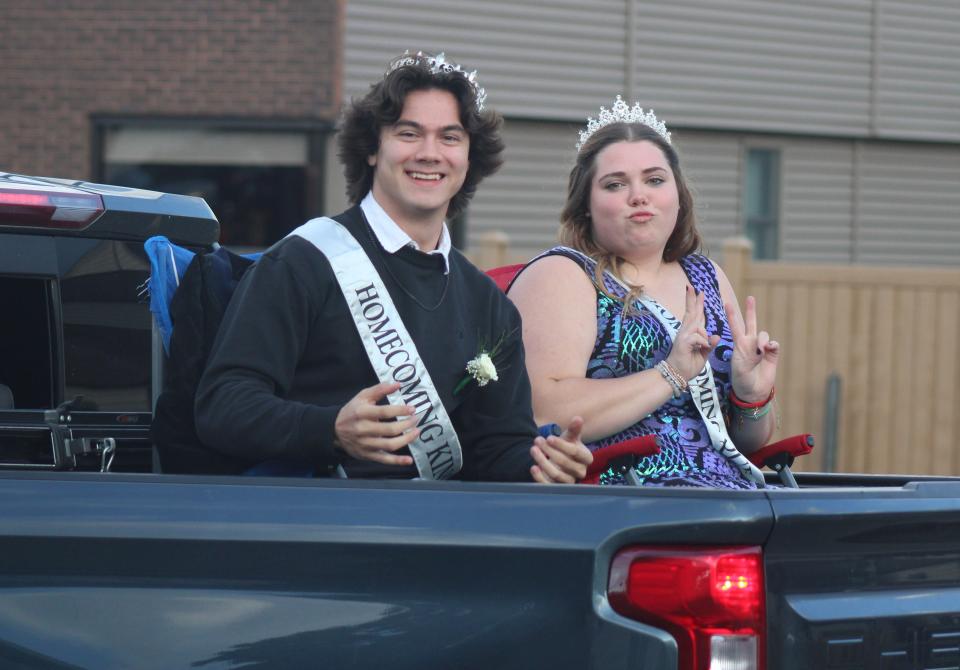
(508, 253, 595, 300)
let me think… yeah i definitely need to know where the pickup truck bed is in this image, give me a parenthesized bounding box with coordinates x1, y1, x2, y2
(2, 472, 958, 669)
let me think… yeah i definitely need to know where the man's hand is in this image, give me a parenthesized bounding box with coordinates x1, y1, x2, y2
(530, 416, 593, 484)
(334, 381, 418, 466)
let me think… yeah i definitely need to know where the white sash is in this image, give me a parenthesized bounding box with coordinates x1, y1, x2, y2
(289, 217, 463, 480)
(557, 247, 766, 487)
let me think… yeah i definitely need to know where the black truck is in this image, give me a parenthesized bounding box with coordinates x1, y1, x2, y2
(1, 173, 959, 670)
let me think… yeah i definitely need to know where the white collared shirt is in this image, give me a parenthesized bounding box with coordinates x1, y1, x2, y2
(360, 192, 452, 274)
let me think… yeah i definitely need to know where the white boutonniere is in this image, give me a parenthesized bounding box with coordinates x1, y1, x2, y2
(454, 330, 514, 395)
(466, 352, 499, 387)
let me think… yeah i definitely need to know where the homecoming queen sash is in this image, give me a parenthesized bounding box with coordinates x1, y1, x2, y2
(633, 295, 766, 487)
(289, 217, 463, 480)
(556, 247, 766, 487)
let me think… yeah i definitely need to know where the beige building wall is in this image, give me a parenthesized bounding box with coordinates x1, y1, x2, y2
(343, 0, 960, 266)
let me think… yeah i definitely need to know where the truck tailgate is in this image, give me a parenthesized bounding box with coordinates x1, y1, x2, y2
(765, 481, 960, 670)
(0, 474, 773, 670)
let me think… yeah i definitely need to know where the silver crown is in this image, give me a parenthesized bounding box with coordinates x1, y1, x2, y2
(388, 51, 487, 112)
(576, 95, 671, 152)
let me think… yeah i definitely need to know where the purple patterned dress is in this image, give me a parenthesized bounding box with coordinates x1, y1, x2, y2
(538, 247, 757, 489)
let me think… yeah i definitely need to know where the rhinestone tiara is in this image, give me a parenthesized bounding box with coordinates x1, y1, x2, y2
(388, 51, 487, 112)
(576, 95, 671, 152)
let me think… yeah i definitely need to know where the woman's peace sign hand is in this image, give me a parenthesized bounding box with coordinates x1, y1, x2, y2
(725, 296, 780, 403)
(666, 285, 721, 382)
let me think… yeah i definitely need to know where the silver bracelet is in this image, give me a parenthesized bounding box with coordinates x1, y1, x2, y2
(663, 360, 690, 393)
(656, 360, 688, 399)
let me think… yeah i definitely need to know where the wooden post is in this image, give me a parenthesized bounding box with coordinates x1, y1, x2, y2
(721, 237, 753, 303)
(472, 230, 510, 270)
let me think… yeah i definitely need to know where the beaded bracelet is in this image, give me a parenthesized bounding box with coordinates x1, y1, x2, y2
(656, 360, 689, 399)
(728, 387, 775, 428)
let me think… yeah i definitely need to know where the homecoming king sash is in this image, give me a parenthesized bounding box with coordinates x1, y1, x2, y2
(557, 247, 766, 487)
(289, 217, 463, 480)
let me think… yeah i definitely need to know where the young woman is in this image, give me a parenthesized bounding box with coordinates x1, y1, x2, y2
(508, 99, 779, 488)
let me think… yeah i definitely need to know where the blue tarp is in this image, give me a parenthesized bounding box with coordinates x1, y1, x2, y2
(144, 236, 261, 355)
(144, 236, 196, 355)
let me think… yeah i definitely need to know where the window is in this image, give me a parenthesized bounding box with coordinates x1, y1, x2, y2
(743, 148, 780, 260)
(59, 239, 153, 412)
(98, 124, 325, 249)
(0, 276, 56, 410)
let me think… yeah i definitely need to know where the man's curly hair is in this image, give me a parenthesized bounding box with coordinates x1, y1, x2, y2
(338, 55, 505, 219)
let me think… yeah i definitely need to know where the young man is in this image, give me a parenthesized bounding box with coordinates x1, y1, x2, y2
(195, 52, 591, 482)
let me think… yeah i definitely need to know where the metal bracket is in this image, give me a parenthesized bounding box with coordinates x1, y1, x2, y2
(43, 402, 116, 472)
(64, 436, 116, 472)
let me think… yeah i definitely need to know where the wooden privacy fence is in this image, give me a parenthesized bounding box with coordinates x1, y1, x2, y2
(722, 238, 960, 476)
(472, 232, 960, 476)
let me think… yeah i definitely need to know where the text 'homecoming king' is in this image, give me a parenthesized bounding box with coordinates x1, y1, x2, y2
(290, 216, 463, 480)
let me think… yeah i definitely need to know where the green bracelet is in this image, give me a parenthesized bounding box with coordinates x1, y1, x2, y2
(732, 403, 771, 420)
(731, 401, 771, 430)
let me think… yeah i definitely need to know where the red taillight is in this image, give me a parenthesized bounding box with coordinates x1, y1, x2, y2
(0, 188, 104, 229)
(609, 545, 765, 670)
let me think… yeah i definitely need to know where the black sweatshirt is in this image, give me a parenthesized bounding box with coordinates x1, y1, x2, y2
(195, 206, 537, 481)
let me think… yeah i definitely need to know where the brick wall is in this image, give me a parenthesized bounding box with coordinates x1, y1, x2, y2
(0, 0, 343, 179)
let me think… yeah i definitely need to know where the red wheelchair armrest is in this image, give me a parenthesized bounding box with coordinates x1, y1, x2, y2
(747, 433, 815, 470)
(486, 264, 525, 292)
(581, 435, 659, 485)
(577, 433, 814, 486)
